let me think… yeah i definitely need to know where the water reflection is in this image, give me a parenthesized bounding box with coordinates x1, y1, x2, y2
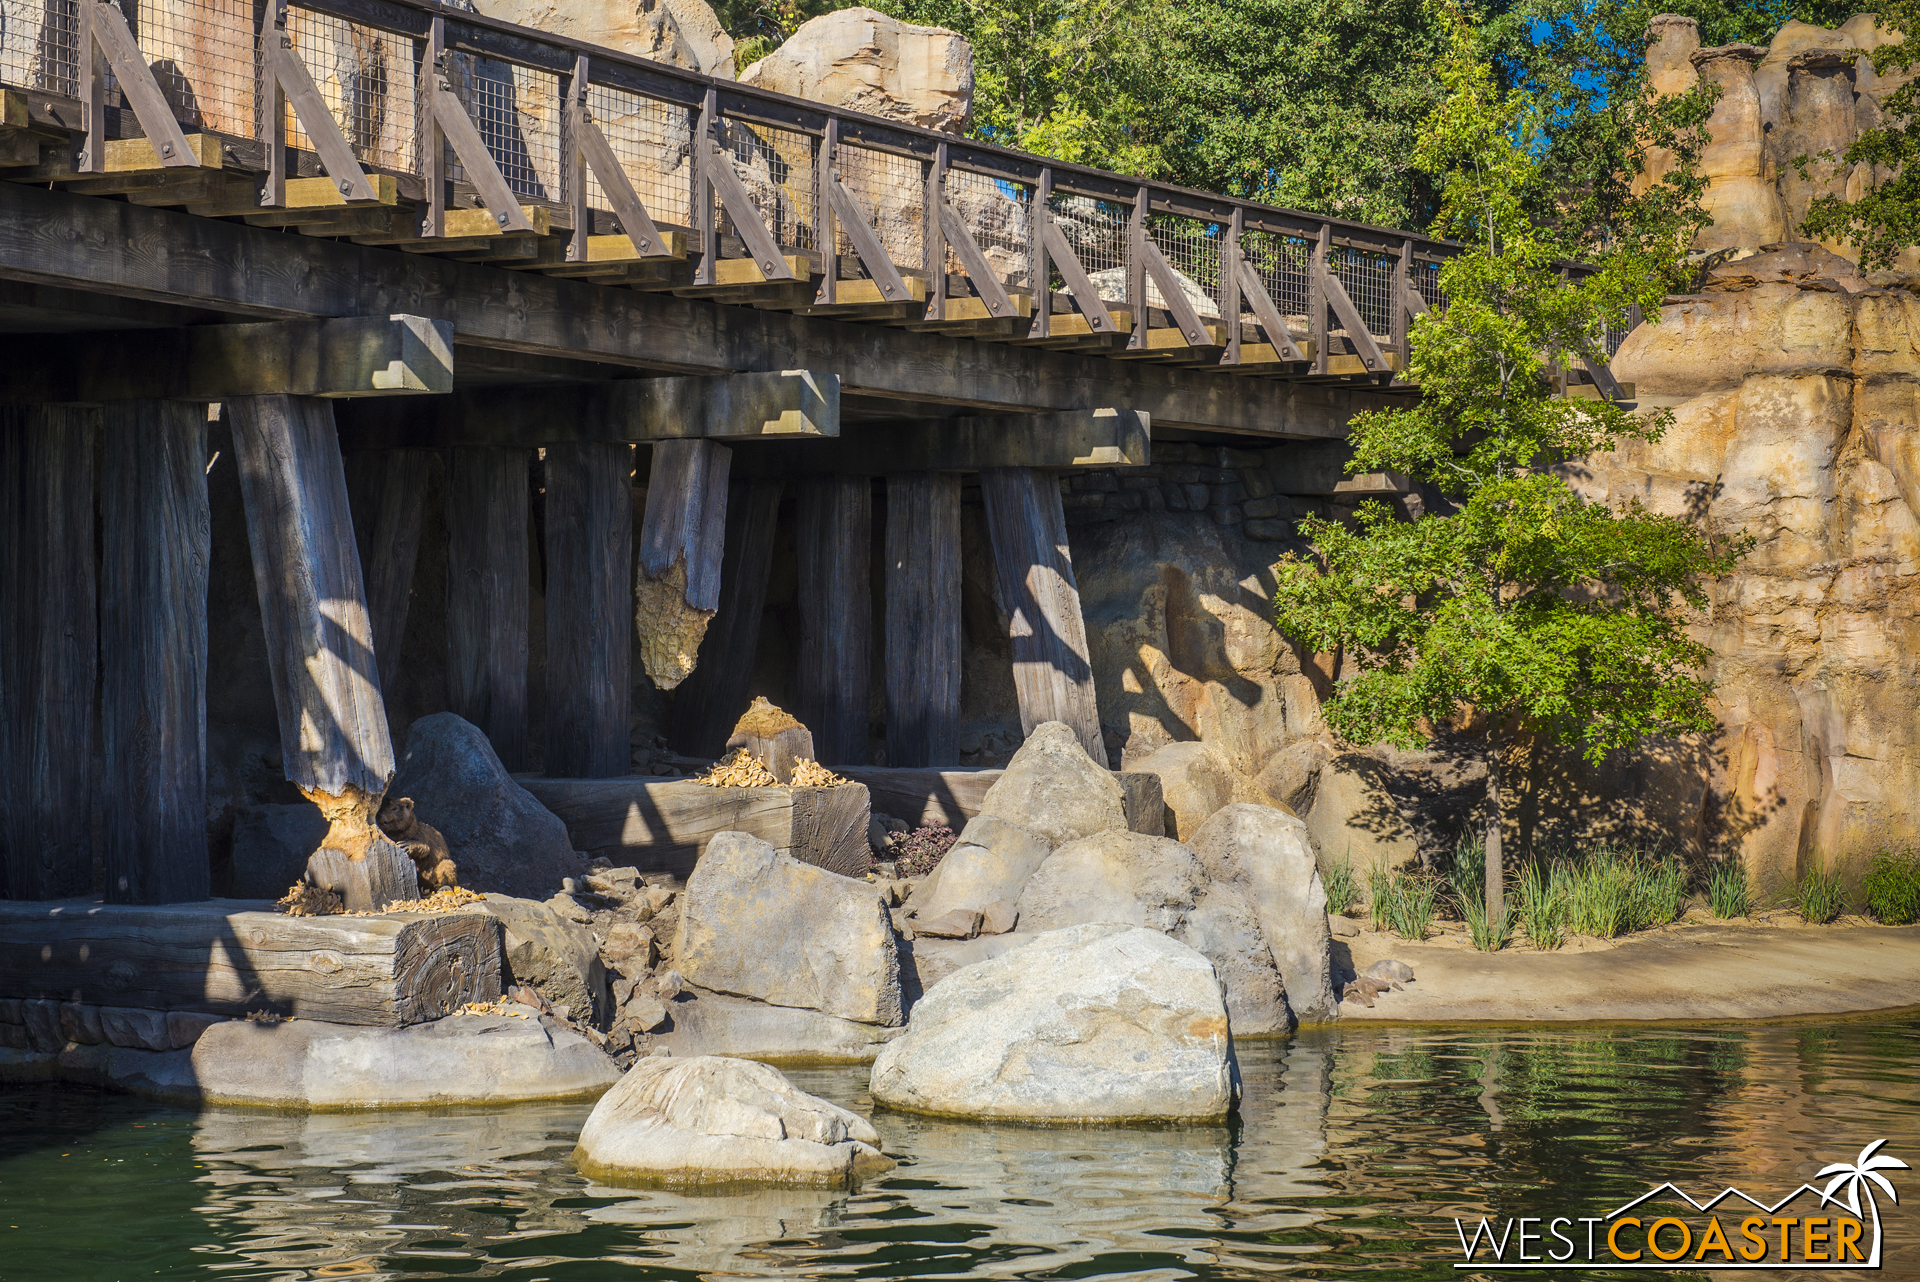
(1, 1019, 1913, 1280)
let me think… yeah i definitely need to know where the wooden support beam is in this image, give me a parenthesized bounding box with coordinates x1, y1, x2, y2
(735, 408, 1150, 477)
(635, 439, 730, 691)
(544, 442, 634, 778)
(0, 316, 455, 405)
(98, 401, 210, 904)
(885, 472, 961, 768)
(445, 445, 532, 773)
(797, 475, 872, 766)
(334, 370, 838, 451)
(344, 450, 434, 701)
(978, 467, 1105, 765)
(0, 405, 97, 900)
(669, 478, 783, 757)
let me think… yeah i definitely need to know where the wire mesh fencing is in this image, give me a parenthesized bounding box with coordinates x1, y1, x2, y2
(135, 0, 252, 134)
(1048, 192, 1127, 307)
(944, 166, 1028, 292)
(443, 52, 558, 203)
(835, 141, 920, 278)
(0, 0, 81, 97)
(1146, 213, 1222, 319)
(1238, 230, 1311, 335)
(580, 82, 692, 230)
(1330, 246, 1394, 342)
(715, 116, 813, 254)
(282, 5, 414, 172)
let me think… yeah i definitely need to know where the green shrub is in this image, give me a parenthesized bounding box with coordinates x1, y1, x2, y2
(1794, 865, 1847, 924)
(1516, 860, 1567, 949)
(1323, 854, 1360, 917)
(1707, 862, 1749, 919)
(1863, 849, 1920, 925)
(1369, 866, 1439, 941)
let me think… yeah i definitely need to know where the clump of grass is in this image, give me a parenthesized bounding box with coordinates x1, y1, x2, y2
(1447, 834, 1486, 912)
(1793, 865, 1847, 924)
(1634, 855, 1688, 927)
(1564, 850, 1635, 938)
(1707, 862, 1750, 919)
(1463, 892, 1512, 952)
(1322, 854, 1360, 917)
(1515, 860, 1568, 949)
(1864, 848, 1920, 925)
(1369, 866, 1439, 941)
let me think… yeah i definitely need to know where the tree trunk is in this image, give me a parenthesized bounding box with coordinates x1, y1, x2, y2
(884, 471, 962, 768)
(445, 446, 531, 771)
(797, 475, 872, 766)
(1484, 730, 1504, 926)
(668, 478, 783, 758)
(543, 441, 634, 778)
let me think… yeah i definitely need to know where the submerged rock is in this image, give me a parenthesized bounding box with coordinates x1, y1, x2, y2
(1190, 804, 1337, 1023)
(869, 923, 1238, 1123)
(575, 1054, 894, 1187)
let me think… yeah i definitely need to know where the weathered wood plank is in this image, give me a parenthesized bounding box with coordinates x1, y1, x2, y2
(544, 442, 634, 778)
(0, 405, 98, 900)
(668, 479, 783, 757)
(798, 475, 872, 766)
(0, 183, 1386, 437)
(885, 472, 961, 767)
(445, 445, 531, 771)
(518, 777, 870, 878)
(734, 409, 1150, 478)
(344, 450, 434, 700)
(978, 467, 1106, 765)
(0, 899, 502, 1026)
(227, 395, 409, 893)
(635, 439, 730, 691)
(99, 401, 211, 904)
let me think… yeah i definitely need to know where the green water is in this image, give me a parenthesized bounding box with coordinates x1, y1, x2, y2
(2, 1019, 1916, 1281)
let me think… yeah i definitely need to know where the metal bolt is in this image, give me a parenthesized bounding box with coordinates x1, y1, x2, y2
(637, 239, 651, 252)
(760, 259, 773, 272)
(497, 210, 509, 226)
(160, 142, 173, 157)
(338, 179, 351, 196)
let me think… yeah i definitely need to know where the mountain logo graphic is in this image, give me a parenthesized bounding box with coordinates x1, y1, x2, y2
(1452, 1140, 1907, 1270)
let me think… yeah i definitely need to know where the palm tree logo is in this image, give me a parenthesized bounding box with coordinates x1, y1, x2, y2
(1817, 1138, 1909, 1268)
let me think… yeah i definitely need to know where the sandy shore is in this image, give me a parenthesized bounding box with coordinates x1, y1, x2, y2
(1333, 912, 1920, 1023)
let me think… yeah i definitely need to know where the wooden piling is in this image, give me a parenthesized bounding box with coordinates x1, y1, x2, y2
(227, 394, 414, 910)
(978, 466, 1105, 764)
(669, 478, 783, 757)
(798, 474, 872, 765)
(344, 449, 433, 701)
(0, 405, 98, 900)
(635, 439, 730, 691)
(543, 441, 634, 778)
(445, 445, 531, 771)
(885, 472, 961, 767)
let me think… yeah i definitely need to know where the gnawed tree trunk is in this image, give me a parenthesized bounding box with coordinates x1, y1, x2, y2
(100, 401, 211, 904)
(669, 478, 783, 757)
(636, 439, 730, 690)
(725, 697, 815, 784)
(227, 395, 415, 911)
(0, 405, 98, 900)
(798, 474, 872, 765)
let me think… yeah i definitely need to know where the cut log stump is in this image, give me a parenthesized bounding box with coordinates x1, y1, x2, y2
(307, 837, 419, 913)
(723, 696, 815, 785)
(0, 899, 503, 1026)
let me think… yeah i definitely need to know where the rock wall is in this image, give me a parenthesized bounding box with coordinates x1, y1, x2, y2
(739, 7, 973, 134)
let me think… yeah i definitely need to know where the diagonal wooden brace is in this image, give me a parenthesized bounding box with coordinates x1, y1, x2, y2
(418, 30, 534, 237)
(260, 0, 378, 207)
(1040, 215, 1118, 338)
(935, 198, 1014, 318)
(1236, 258, 1307, 362)
(1134, 236, 1212, 349)
(826, 176, 910, 304)
(1582, 356, 1626, 402)
(704, 133, 798, 281)
(568, 55, 670, 261)
(1313, 253, 1389, 373)
(79, 0, 196, 173)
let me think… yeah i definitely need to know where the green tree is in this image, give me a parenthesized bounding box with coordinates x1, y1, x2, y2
(1270, 17, 1744, 928)
(1799, 0, 1920, 266)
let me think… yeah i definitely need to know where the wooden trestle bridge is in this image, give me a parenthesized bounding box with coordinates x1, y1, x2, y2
(0, 0, 1625, 904)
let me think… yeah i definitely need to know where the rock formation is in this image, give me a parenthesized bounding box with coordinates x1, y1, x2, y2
(739, 7, 973, 133)
(471, 0, 736, 78)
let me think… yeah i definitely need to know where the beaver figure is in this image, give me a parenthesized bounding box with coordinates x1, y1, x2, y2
(375, 795, 459, 893)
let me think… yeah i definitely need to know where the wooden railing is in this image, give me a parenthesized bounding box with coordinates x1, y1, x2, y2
(0, 0, 1625, 383)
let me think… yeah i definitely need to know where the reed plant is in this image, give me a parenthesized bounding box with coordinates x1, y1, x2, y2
(1369, 866, 1439, 941)
(1515, 859, 1568, 948)
(1323, 854, 1360, 917)
(1463, 891, 1513, 951)
(1705, 862, 1749, 919)
(1864, 848, 1920, 925)
(1794, 865, 1847, 924)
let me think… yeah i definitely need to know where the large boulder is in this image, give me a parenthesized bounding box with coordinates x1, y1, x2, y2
(1302, 754, 1421, 878)
(472, 0, 735, 77)
(974, 721, 1127, 847)
(869, 924, 1238, 1123)
(388, 713, 584, 900)
(1173, 883, 1291, 1034)
(1016, 830, 1205, 933)
(739, 7, 971, 134)
(652, 986, 905, 1062)
(907, 815, 1050, 925)
(1129, 740, 1284, 840)
(1190, 804, 1337, 1023)
(468, 896, 609, 1026)
(673, 831, 902, 1026)
(575, 1055, 893, 1187)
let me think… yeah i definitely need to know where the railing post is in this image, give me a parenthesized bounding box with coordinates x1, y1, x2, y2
(1392, 239, 1411, 376)
(261, 0, 287, 208)
(419, 15, 447, 238)
(1310, 223, 1330, 376)
(1222, 206, 1244, 366)
(693, 87, 718, 287)
(1030, 167, 1052, 339)
(78, 0, 103, 172)
(924, 140, 947, 322)
(817, 116, 838, 305)
(565, 54, 588, 260)
(1126, 185, 1147, 350)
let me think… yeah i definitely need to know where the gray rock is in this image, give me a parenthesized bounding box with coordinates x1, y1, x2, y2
(469, 895, 610, 1026)
(1190, 804, 1337, 1023)
(575, 1054, 894, 1188)
(388, 712, 585, 900)
(673, 831, 903, 1026)
(1368, 959, 1414, 984)
(870, 923, 1238, 1123)
(980, 900, 1018, 934)
(975, 721, 1128, 847)
(621, 990, 669, 1033)
(913, 909, 982, 939)
(229, 803, 329, 898)
(1016, 830, 1206, 933)
(1174, 884, 1290, 1036)
(49, 1012, 619, 1108)
(651, 986, 904, 1062)
(909, 815, 1051, 922)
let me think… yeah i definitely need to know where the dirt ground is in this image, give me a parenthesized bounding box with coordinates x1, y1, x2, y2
(1333, 910, 1920, 1023)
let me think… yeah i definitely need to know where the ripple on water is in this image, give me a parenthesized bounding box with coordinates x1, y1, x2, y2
(0, 1018, 1915, 1281)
